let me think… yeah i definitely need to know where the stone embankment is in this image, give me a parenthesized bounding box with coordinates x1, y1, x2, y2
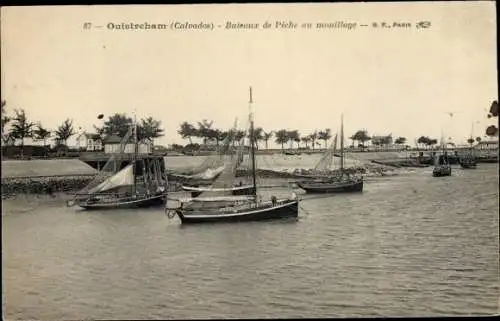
(1, 175, 94, 200)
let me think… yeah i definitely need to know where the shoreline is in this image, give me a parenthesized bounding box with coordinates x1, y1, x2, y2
(1, 164, 398, 199)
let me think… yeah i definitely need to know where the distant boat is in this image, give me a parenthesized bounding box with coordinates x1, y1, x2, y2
(167, 87, 299, 224)
(68, 116, 167, 210)
(297, 114, 364, 193)
(459, 156, 477, 169)
(432, 134, 452, 177)
(459, 123, 478, 169)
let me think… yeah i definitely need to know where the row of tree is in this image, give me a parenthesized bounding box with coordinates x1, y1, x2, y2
(178, 121, 412, 150)
(1, 101, 164, 157)
(177, 99, 500, 151)
(178, 120, 336, 150)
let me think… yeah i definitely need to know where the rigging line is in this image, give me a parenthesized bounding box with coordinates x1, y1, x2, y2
(298, 204, 311, 215)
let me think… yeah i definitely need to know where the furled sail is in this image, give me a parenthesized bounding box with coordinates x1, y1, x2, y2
(195, 121, 251, 199)
(176, 118, 240, 177)
(314, 133, 338, 172)
(88, 164, 134, 194)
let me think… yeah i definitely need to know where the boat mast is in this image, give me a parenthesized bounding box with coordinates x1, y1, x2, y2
(133, 112, 138, 195)
(440, 127, 447, 165)
(340, 114, 344, 173)
(249, 86, 257, 198)
(471, 122, 475, 157)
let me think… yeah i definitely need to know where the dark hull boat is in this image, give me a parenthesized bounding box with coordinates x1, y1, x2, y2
(167, 87, 301, 224)
(459, 159, 477, 169)
(181, 184, 255, 198)
(432, 133, 452, 177)
(75, 193, 165, 210)
(174, 199, 298, 224)
(432, 165, 452, 177)
(68, 116, 168, 211)
(296, 114, 364, 195)
(297, 178, 363, 194)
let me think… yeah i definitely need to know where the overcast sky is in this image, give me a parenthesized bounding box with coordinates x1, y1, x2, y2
(1, 2, 497, 148)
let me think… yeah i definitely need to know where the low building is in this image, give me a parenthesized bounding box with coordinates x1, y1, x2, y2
(371, 134, 393, 146)
(475, 140, 498, 150)
(102, 134, 152, 154)
(85, 133, 103, 151)
(473, 140, 498, 158)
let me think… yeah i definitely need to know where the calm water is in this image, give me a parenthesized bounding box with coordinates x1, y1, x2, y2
(2, 164, 499, 319)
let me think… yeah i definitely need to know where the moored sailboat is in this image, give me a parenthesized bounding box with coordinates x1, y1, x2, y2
(297, 114, 364, 194)
(432, 135, 452, 177)
(68, 114, 168, 210)
(181, 122, 255, 198)
(166, 87, 299, 224)
(459, 122, 478, 169)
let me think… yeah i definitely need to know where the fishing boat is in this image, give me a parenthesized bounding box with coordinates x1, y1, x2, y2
(291, 136, 338, 179)
(459, 123, 478, 169)
(166, 87, 299, 224)
(459, 153, 477, 169)
(181, 122, 255, 198)
(432, 136, 452, 177)
(297, 114, 364, 193)
(68, 115, 168, 210)
(182, 184, 255, 198)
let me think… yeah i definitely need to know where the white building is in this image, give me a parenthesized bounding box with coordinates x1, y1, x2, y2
(102, 134, 152, 154)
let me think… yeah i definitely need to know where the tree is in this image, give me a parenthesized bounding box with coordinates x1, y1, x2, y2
(102, 113, 133, 138)
(55, 118, 76, 146)
(248, 126, 263, 149)
(417, 136, 430, 149)
(140, 116, 164, 144)
(263, 131, 273, 149)
(475, 137, 482, 143)
(394, 136, 407, 149)
(1, 100, 10, 134)
(234, 130, 246, 145)
(351, 130, 371, 149)
(33, 124, 51, 146)
(275, 129, 289, 150)
(309, 131, 318, 151)
(317, 129, 332, 149)
(196, 119, 214, 145)
(204, 128, 223, 146)
(301, 136, 311, 149)
(9, 109, 35, 158)
(428, 138, 438, 149)
(33, 124, 51, 156)
(486, 125, 498, 137)
(1, 100, 12, 144)
(486, 100, 499, 137)
(487, 100, 498, 118)
(287, 130, 300, 149)
(467, 137, 475, 146)
(93, 125, 106, 141)
(178, 121, 197, 144)
(217, 130, 228, 145)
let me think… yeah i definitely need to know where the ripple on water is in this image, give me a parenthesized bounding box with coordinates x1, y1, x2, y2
(2, 165, 499, 319)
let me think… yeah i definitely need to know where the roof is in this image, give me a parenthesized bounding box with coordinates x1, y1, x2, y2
(102, 134, 123, 144)
(102, 134, 152, 145)
(372, 134, 392, 139)
(85, 133, 102, 140)
(476, 140, 498, 145)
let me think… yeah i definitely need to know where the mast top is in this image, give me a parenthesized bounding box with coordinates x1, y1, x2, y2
(249, 86, 253, 104)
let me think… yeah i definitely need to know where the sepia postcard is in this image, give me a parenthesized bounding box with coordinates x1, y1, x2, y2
(1, 2, 498, 320)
